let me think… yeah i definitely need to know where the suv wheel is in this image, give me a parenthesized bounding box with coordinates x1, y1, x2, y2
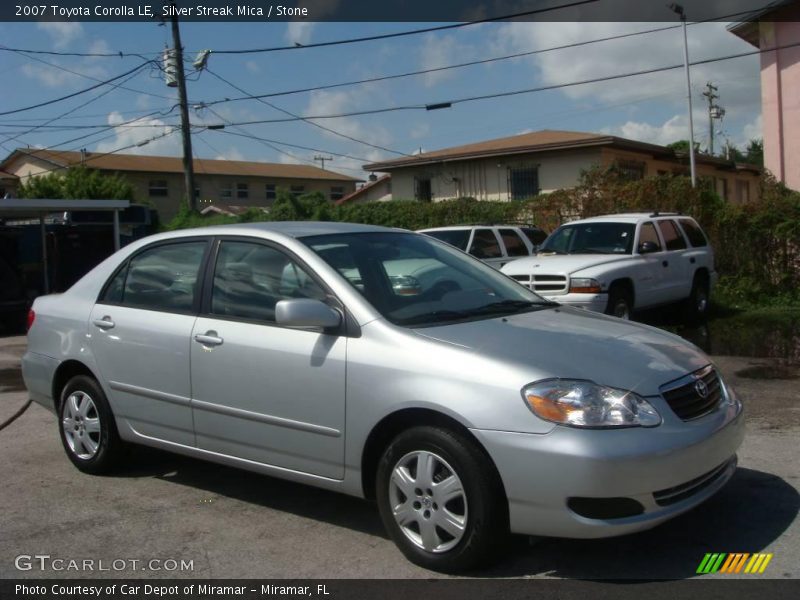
(685, 274, 710, 322)
(375, 426, 508, 573)
(58, 375, 126, 474)
(606, 286, 633, 320)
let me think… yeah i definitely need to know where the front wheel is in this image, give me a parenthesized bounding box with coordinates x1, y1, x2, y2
(58, 375, 126, 474)
(375, 426, 508, 573)
(606, 286, 633, 320)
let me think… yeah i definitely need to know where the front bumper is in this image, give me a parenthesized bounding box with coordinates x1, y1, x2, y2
(543, 292, 608, 313)
(471, 389, 745, 538)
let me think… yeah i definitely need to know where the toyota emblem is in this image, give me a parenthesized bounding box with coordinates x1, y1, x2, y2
(694, 379, 709, 398)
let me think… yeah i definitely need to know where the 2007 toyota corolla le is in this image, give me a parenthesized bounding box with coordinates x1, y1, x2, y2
(22, 222, 744, 572)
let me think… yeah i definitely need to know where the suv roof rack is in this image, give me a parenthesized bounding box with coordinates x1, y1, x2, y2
(649, 211, 682, 218)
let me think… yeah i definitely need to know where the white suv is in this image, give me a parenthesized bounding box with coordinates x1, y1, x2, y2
(501, 213, 717, 320)
(418, 225, 548, 269)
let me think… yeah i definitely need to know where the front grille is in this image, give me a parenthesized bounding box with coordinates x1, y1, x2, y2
(661, 365, 723, 421)
(509, 274, 568, 294)
(653, 457, 736, 506)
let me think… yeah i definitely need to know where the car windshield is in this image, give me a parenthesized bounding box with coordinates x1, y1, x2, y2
(539, 222, 635, 255)
(302, 232, 554, 327)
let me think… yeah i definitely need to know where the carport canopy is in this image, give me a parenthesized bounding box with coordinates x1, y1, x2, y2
(0, 198, 130, 294)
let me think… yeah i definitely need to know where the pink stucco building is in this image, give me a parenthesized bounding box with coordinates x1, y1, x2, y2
(731, 2, 800, 191)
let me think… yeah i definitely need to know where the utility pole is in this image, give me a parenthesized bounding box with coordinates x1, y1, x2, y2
(313, 155, 334, 171)
(670, 3, 697, 187)
(702, 82, 725, 156)
(167, 1, 196, 211)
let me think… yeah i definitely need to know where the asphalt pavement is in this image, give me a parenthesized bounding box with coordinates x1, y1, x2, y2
(0, 335, 797, 580)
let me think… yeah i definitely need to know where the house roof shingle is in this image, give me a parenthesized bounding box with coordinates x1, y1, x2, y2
(4, 148, 360, 182)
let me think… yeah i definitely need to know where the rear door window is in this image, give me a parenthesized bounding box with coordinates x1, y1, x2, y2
(499, 229, 529, 257)
(678, 218, 708, 247)
(657, 220, 688, 251)
(638, 222, 662, 251)
(422, 229, 470, 251)
(468, 229, 502, 259)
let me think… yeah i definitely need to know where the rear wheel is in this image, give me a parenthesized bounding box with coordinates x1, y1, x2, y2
(58, 375, 125, 474)
(606, 285, 633, 320)
(375, 426, 508, 573)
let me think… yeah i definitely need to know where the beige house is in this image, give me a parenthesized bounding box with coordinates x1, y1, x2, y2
(336, 174, 392, 205)
(364, 130, 761, 204)
(1, 149, 360, 221)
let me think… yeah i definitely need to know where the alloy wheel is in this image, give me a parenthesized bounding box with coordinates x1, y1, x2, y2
(62, 391, 101, 460)
(388, 450, 468, 553)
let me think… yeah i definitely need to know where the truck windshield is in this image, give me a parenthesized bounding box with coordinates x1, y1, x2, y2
(302, 232, 554, 327)
(539, 223, 636, 255)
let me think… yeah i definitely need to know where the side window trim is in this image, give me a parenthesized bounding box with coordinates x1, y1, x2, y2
(200, 236, 341, 328)
(95, 237, 213, 316)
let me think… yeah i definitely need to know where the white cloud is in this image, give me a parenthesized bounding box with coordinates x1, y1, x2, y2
(215, 147, 245, 161)
(245, 60, 261, 74)
(37, 22, 83, 49)
(419, 34, 463, 87)
(742, 114, 763, 141)
(489, 22, 760, 109)
(285, 21, 315, 46)
(20, 34, 110, 88)
(94, 112, 182, 156)
(305, 89, 394, 152)
(602, 114, 688, 146)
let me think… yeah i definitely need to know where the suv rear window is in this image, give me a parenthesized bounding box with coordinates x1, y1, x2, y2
(499, 229, 529, 257)
(657, 220, 688, 251)
(468, 229, 502, 259)
(678, 218, 708, 247)
(423, 229, 470, 251)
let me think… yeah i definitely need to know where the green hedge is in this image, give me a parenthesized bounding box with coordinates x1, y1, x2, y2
(165, 169, 800, 307)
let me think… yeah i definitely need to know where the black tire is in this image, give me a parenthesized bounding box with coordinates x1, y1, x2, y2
(685, 274, 710, 323)
(606, 285, 633, 320)
(375, 426, 508, 573)
(58, 375, 125, 474)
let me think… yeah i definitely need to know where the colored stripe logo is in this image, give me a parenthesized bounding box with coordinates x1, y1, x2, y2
(696, 553, 773, 574)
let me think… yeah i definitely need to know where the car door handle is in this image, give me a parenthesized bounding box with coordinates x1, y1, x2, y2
(92, 317, 115, 330)
(662, 260, 669, 267)
(194, 332, 224, 347)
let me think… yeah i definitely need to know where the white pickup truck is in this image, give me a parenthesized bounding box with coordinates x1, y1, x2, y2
(501, 213, 718, 320)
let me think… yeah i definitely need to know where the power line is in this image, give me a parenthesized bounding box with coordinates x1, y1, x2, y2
(2, 46, 176, 101)
(0, 60, 156, 117)
(1, 68, 150, 148)
(209, 42, 794, 128)
(208, 126, 373, 163)
(2, 40, 787, 137)
(209, 1, 600, 55)
(204, 68, 410, 156)
(200, 4, 776, 110)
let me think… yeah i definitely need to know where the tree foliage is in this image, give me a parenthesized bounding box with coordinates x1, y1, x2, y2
(17, 166, 135, 201)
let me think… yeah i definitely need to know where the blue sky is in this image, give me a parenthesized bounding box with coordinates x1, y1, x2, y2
(0, 19, 762, 179)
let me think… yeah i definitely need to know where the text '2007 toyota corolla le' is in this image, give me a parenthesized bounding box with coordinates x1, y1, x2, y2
(22, 222, 744, 572)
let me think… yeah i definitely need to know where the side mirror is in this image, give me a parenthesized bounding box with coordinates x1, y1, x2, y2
(638, 241, 660, 254)
(276, 298, 342, 330)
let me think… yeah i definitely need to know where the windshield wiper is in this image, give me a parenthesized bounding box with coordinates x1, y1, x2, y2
(394, 309, 472, 326)
(469, 299, 556, 316)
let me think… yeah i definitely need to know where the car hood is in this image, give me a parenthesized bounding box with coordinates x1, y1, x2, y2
(412, 306, 708, 396)
(502, 254, 629, 275)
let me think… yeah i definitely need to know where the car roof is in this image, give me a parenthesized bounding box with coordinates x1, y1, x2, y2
(161, 221, 398, 239)
(564, 213, 691, 225)
(419, 224, 528, 232)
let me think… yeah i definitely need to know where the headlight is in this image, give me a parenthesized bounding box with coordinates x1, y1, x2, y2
(569, 277, 602, 293)
(522, 379, 662, 428)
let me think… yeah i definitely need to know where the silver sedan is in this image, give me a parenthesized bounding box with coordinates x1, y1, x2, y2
(22, 222, 744, 572)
